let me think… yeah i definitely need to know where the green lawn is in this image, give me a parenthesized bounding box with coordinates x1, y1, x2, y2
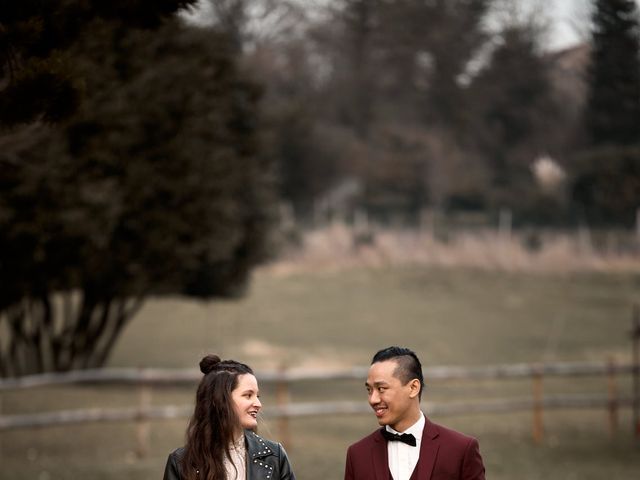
(1, 266, 639, 479)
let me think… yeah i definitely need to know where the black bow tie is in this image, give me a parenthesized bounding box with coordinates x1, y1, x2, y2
(382, 429, 417, 446)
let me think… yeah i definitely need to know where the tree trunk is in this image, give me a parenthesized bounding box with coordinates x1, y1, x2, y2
(0, 292, 145, 377)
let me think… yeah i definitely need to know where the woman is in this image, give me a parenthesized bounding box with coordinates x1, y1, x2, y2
(163, 355, 296, 480)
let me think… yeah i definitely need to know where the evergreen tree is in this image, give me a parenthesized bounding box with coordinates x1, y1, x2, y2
(585, 0, 640, 146)
(467, 25, 564, 219)
(571, 145, 640, 225)
(0, 18, 275, 376)
(569, 0, 640, 226)
(339, 0, 378, 138)
(0, 0, 197, 124)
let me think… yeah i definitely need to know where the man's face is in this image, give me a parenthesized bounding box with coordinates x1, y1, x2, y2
(366, 359, 420, 432)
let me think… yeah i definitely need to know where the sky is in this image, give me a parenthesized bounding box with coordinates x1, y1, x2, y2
(545, 0, 590, 50)
(540, 0, 640, 50)
(183, 0, 640, 52)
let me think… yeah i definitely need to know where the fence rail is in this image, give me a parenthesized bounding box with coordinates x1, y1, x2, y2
(0, 360, 637, 451)
(0, 395, 634, 431)
(0, 360, 634, 391)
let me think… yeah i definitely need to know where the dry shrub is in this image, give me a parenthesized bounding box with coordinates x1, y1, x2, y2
(263, 222, 640, 275)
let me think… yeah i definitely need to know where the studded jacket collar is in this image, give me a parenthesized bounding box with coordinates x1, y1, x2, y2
(163, 430, 296, 480)
(245, 430, 295, 480)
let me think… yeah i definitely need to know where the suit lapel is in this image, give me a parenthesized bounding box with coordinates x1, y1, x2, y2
(416, 418, 439, 480)
(372, 428, 390, 480)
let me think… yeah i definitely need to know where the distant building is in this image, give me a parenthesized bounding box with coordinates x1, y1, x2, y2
(547, 42, 590, 116)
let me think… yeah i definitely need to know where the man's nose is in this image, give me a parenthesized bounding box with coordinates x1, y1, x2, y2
(369, 390, 379, 405)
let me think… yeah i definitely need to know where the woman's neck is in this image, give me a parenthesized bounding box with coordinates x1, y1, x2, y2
(232, 430, 245, 446)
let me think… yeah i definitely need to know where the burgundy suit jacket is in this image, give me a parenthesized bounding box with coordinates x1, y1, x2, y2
(344, 418, 485, 480)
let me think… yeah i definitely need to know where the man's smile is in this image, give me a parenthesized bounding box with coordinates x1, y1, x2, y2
(373, 405, 388, 417)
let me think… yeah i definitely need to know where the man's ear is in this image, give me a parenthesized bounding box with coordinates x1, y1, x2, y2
(408, 379, 421, 399)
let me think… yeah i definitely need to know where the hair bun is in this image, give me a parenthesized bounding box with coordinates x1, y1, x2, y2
(199, 354, 221, 374)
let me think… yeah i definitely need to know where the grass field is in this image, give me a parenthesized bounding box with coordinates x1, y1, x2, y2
(1, 265, 639, 479)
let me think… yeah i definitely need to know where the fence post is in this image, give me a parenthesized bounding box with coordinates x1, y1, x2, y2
(498, 208, 512, 241)
(419, 208, 435, 240)
(276, 365, 291, 450)
(532, 366, 544, 444)
(577, 222, 591, 254)
(631, 305, 640, 440)
(135, 379, 151, 458)
(607, 357, 618, 437)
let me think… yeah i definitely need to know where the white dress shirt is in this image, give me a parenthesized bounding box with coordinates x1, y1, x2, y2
(386, 412, 425, 480)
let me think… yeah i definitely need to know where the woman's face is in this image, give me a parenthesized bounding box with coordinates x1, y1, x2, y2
(231, 373, 261, 431)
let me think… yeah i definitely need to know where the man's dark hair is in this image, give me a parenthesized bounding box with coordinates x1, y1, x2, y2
(372, 346, 425, 399)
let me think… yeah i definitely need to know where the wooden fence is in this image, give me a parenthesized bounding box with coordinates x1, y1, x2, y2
(0, 359, 637, 455)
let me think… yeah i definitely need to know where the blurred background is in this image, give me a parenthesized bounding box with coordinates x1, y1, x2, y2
(1, 0, 640, 478)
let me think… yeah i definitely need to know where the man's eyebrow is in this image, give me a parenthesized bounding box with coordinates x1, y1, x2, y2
(365, 381, 389, 387)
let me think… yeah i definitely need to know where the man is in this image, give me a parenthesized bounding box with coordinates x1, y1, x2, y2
(344, 346, 485, 480)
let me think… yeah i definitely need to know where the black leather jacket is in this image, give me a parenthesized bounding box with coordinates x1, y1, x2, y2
(163, 430, 296, 480)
